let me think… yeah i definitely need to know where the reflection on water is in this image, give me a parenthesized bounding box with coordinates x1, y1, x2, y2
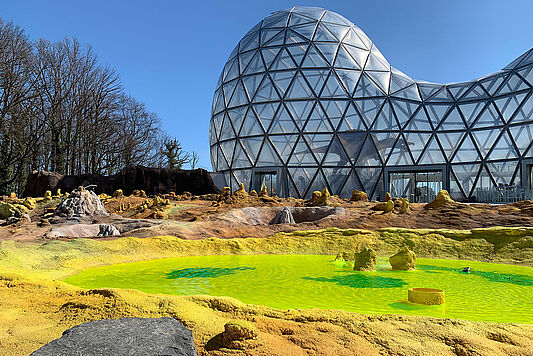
(166, 267, 255, 279)
(418, 264, 533, 286)
(303, 274, 407, 289)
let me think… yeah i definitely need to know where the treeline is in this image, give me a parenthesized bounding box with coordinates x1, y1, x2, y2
(0, 18, 195, 195)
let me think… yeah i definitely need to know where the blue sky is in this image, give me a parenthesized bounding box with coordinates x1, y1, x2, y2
(3, 1, 533, 169)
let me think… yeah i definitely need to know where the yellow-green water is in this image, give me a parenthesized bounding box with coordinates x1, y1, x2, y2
(64, 255, 533, 323)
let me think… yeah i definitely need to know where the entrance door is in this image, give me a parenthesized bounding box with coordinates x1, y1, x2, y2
(389, 170, 443, 203)
(254, 171, 277, 195)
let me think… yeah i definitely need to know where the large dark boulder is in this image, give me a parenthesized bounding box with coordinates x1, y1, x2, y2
(24, 166, 219, 197)
(31, 317, 197, 356)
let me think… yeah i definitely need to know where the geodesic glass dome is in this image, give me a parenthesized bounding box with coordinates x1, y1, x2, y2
(210, 6, 533, 202)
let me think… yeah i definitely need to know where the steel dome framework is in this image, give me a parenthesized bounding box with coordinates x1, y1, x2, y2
(209, 6, 533, 201)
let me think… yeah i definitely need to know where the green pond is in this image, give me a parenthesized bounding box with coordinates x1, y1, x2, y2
(64, 255, 533, 324)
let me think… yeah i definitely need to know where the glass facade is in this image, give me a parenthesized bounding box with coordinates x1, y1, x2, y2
(210, 6, 533, 201)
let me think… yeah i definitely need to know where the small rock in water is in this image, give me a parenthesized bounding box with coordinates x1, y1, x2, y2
(269, 207, 296, 225)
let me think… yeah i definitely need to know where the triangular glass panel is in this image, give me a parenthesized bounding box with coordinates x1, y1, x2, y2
(451, 134, 480, 163)
(222, 79, 238, 106)
(324, 23, 350, 40)
(371, 132, 398, 162)
(288, 136, 318, 166)
(494, 93, 527, 123)
(342, 27, 368, 50)
(256, 139, 282, 167)
(288, 12, 316, 27)
(264, 30, 286, 47)
(472, 102, 504, 128)
(212, 88, 225, 114)
(306, 169, 329, 196)
(436, 132, 464, 159)
(320, 72, 348, 98)
(242, 74, 264, 100)
(458, 101, 485, 127)
(219, 113, 236, 140)
(286, 30, 309, 45)
(293, 7, 325, 19)
(285, 71, 314, 99)
(227, 106, 247, 136)
(285, 100, 314, 129)
(472, 165, 494, 193)
(354, 168, 381, 197)
(261, 47, 281, 70)
(338, 103, 366, 131)
(354, 98, 384, 128)
(371, 101, 398, 130)
(339, 169, 363, 198)
(508, 125, 533, 154)
(321, 10, 352, 26)
(232, 170, 251, 192)
(517, 66, 533, 86)
(495, 73, 530, 96)
(238, 50, 257, 74)
(253, 75, 279, 103)
(244, 51, 266, 74)
(387, 135, 414, 165)
(304, 133, 333, 163)
(270, 70, 296, 96)
(366, 70, 390, 94)
(209, 121, 217, 144)
(391, 100, 419, 128)
(447, 83, 471, 101)
(252, 102, 279, 132)
(210, 145, 218, 171)
(479, 75, 505, 96)
(448, 172, 465, 201)
(228, 80, 248, 107)
(487, 131, 519, 160)
(315, 43, 336, 65)
(344, 42, 369, 68)
(262, 12, 289, 28)
(269, 104, 298, 134)
(270, 48, 296, 70)
(403, 106, 432, 131)
(425, 103, 451, 129)
(354, 73, 385, 97)
(302, 68, 329, 95)
(239, 108, 264, 136)
(260, 29, 283, 46)
(323, 135, 350, 166)
(438, 107, 467, 130)
(240, 136, 263, 165)
(288, 167, 317, 198)
(217, 145, 230, 170)
(426, 87, 454, 102)
(219, 140, 236, 165)
(418, 83, 442, 100)
(419, 135, 446, 164)
(355, 135, 381, 166)
(391, 83, 420, 101)
(304, 104, 332, 132)
(389, 69, 414, 93)
(335, 69, 361, 95)
(286, 44, 308, 66)
(503, 50, 530, 70)
(365, 48, 389, 71)
(223, 57, 239, 82)
(509, 93, 533, 123)
(270, 134, 299, 163)
(487, 161, 518, 186)
(239, 30, 260, 52)
(301, 45, 329, 67)
(334, 45, 360, 69)
(313, 23, 338, 42)
(212, 112, 224, 139)
(471, 129, 500, 159)
(292, 22, 317, 40)
(321, 100, 347, 129)
(323, 167, 350, 196)
(338, 131, 366, 163)
(404, 132, 432, 163)
(460, 83, 488, 101)
(515, 49, 533, 69)
(452, 164, 481, 197)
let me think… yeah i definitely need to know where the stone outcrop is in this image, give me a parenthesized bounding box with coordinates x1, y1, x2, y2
(222, 320, 258, 349)
(353, 246, 377, 271)
(30, 317, 197, 356)
(23, 166, 219, 197)
(269, 207, 296, 224)
(53, 187, 109, 220)
(389, 246, 416, 270)
(399, 198, 409, 214)
(97, 224, 120, 237)
(372, 200, 395, 213)
(424, 190, 458, 209)
(350, 189, 368, 202)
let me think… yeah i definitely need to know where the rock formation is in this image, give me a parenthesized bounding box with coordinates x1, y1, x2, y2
(269, 207, 296, 224)
(30, 317, 197, 356)
(24, 166, 219, 197)
(389, 246, 416, 270)
(97, 224, 120, 237)
(424, 190, 458, 209)
(53, 187, 109, 220)
(399, 198, 409, 214)
(372, 200, 395, 213)
(353, 246, 377, 271)
(350, 189, 368, 202)
(222, 320, 258, 349)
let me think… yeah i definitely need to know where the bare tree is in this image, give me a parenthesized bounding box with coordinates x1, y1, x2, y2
(160, 138, 190, 169)
(190, 151, 199, 170)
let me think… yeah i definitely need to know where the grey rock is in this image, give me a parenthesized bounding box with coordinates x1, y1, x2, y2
(31, 317, 197, 356)
(97, 224, 120, 237)
(269, 207, 296, 225)
(54, 187, 109, 220)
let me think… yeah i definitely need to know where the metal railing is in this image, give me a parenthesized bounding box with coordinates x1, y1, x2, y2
(474, 187, 533, 203)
